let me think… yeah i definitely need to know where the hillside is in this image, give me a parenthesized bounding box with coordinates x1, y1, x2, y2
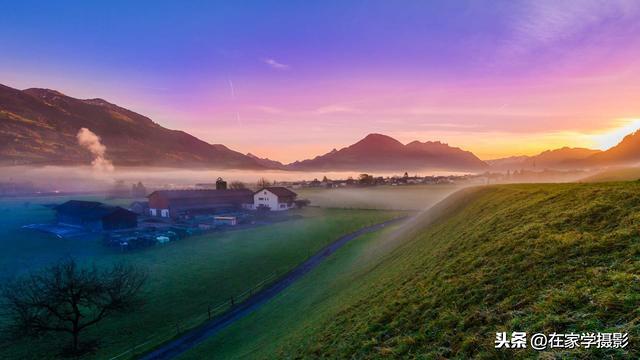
(287, 133, 488, 172)
(0, 84, 264, 168)
(183, 182, 639, 359)
(488, 147, 602, 170)
(586, 130, 640, 166)
(581, 166, 640, 183)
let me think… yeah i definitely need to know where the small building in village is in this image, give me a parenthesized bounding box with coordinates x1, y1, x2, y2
(55, 200, 138, 231)
(128, 201, 149, 215)
(148, 189, 254, 219)
(251, 187, 298, 211)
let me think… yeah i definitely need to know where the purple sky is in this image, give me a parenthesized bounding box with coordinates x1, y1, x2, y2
(2, 1, 640, 161)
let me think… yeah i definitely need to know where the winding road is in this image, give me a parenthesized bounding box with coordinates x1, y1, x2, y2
(140, 217, 406, 360)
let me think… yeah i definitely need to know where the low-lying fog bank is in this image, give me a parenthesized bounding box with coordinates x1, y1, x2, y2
(0, 166, 474, 192)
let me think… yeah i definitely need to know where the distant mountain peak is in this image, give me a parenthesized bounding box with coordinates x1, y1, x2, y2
(287, 133, 487, 172)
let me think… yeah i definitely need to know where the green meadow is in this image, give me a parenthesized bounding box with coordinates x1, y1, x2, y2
(0, 196, 404, 359)
(296, 184, 462, 210)
(181, 182, 639, 359)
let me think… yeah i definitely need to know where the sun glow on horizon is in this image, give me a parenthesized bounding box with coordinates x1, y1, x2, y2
(592, 118, 640, 151)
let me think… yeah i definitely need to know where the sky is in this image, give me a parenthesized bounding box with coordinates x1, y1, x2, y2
(2, 0, 640, 162)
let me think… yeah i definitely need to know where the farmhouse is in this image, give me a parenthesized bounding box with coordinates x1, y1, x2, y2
(148, 189, 254, 218)
(252, 187, 298, 211)
(55, 200, 138, 231)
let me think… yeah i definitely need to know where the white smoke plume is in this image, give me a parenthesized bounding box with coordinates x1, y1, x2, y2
(76, 128, 114, 172)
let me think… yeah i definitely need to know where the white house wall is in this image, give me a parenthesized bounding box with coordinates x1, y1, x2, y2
(253, 189, 292, 211)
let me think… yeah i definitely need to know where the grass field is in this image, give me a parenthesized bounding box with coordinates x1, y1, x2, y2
(0, 197, 404, 359)
(181, 182, 639, 359)
(581, 167, 640, 183)
(296, 184, 462, 210)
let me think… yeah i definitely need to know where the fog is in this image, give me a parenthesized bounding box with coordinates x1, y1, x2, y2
(0, 166, 471, 192)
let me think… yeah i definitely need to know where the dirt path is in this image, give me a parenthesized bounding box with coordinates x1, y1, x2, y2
(139, 217, 406, 360)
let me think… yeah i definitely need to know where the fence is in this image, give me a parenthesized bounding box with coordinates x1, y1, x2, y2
(107, 264, 293, 360)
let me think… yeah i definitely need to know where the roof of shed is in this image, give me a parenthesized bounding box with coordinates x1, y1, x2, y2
(55, 200, 136, 220)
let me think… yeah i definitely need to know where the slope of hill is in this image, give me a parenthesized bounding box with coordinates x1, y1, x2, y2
(488, 147, 601, 170)
(586, 130, 640, 166)
(287, 133, 488, 172)
(246, 153, 287, 169)
(0, 84, 264, 168)
(581, 166, 640, 182)
(184, 182, 640, 359)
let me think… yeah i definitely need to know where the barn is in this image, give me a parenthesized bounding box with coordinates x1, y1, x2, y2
(252, 187, 298, 211)
(55, 200, 138, 231)
(147, 189, 254, 218)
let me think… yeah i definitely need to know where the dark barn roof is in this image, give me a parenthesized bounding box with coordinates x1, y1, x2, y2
(55, 200, 137, 221)
(148, 189, 254, 213)
(149, 189, 253, 200)
(256, 187, 297, 198)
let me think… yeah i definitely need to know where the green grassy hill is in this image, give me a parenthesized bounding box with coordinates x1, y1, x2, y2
(182, 182, 639, 359)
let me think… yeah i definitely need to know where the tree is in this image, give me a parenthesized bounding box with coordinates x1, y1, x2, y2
(229, 181, 246, 190)
(358, 173, 374, 185)
(256, 177, 271, 188)
(1, 258, 147, 355)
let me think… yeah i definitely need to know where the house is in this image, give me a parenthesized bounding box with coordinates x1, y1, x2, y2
(147, 189, 254, 218)
(252, 187, 298, 211)
(55, 200, 138, 231)
(128, 201, 149, 215)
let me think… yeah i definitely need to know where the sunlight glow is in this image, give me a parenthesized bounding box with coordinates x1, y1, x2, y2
(592, 118, 640, 150)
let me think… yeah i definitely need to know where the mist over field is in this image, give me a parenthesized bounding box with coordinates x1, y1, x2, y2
(0, 165, 472, 192)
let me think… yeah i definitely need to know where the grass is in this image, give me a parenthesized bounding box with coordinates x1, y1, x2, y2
(296, 184, 462, 210)
(0, 199, 404, 359)
(581, 167, 640, 183)
(181, 182, 639, 359)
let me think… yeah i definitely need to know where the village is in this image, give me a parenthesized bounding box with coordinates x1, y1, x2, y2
(24, 177, 307, 251)
(16, 167, 590, 251)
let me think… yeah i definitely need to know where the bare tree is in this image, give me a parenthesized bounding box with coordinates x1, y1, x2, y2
(256, 177, 271, 188)
(229, 180, 246, 190)
(1, 258, 146, 355)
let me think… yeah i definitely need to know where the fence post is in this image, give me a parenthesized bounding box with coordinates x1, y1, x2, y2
(230, 296, 235, 306)
(208, 304, 212, 320)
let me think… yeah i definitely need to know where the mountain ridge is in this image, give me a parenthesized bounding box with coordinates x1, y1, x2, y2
(3, 83, 640, 172)
(287, 133, 489, 172)
(0, 84, 266, 169)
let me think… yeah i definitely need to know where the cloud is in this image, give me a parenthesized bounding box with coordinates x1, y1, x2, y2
(314, 105, 362, 115)
(262, 58, 290, 70)
(255, 105, 284, 114)
(76, 128, 114, 172)
(505, 0, 640, 55)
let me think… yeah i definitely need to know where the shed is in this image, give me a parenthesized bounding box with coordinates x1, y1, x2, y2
(55, 200, 138, 231)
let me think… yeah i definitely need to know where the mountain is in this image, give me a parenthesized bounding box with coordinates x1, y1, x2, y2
(0, 84, 265, 168)
(487, 147, 602, 170)
(287, 133, 488, 172)
(585, 130, 640, 166)
(246, 153, 287, 169)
